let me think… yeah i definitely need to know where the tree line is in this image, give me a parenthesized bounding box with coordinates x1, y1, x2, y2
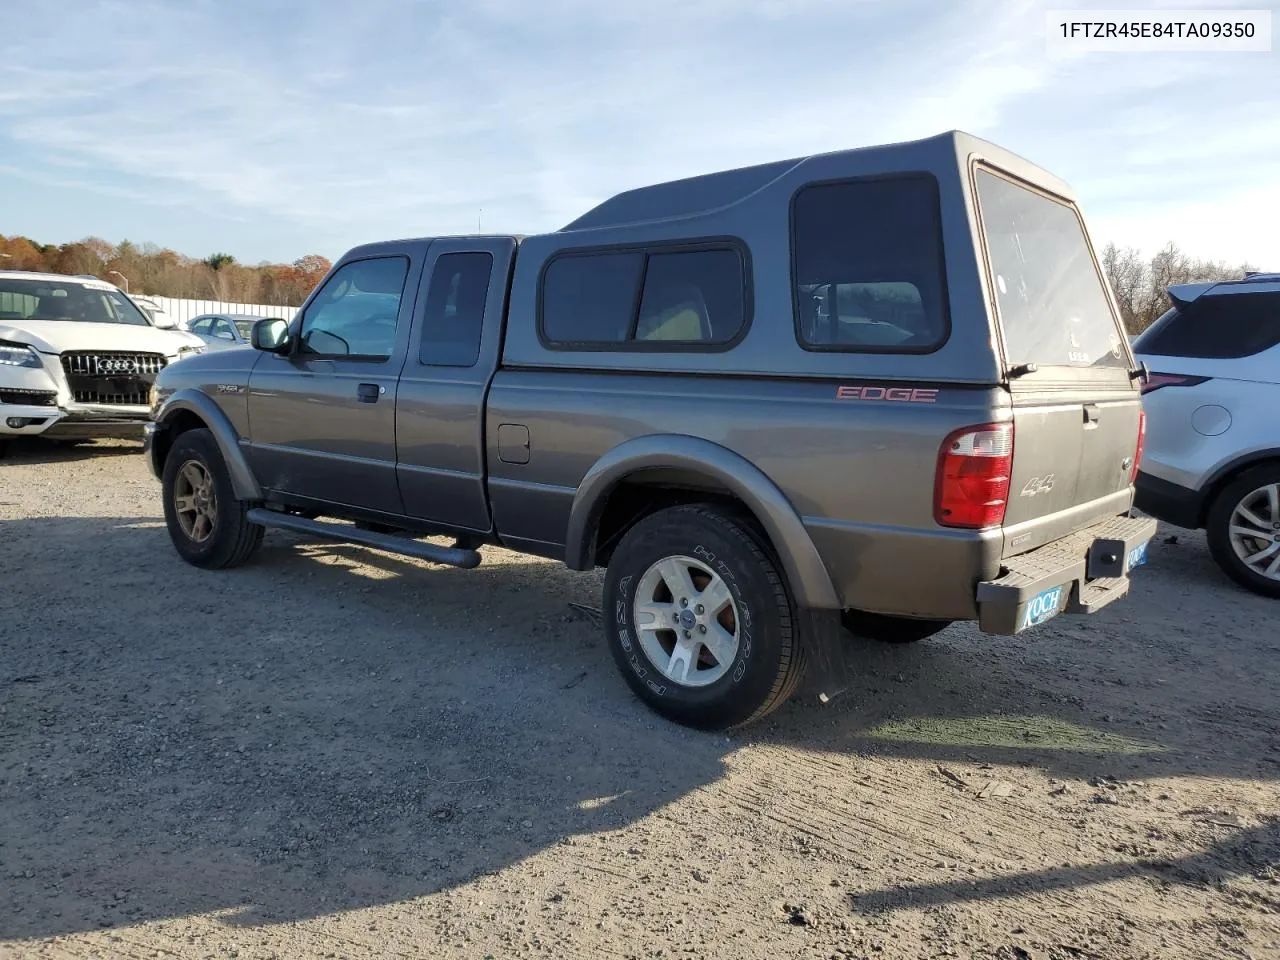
(1, 231, 1262, 329)
(0, 234, 331, 307)
(1100, 242, 1258, 334)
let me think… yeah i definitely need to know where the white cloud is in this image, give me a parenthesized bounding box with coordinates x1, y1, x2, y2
(0, 0, 1275, 264)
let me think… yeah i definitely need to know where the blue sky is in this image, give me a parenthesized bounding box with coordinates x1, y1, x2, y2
(1, 0, 1276, 267)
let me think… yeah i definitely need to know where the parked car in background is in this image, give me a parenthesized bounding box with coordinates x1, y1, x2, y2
(1133, 272, 1280, 597)
(187, 313, 273, 350)
(0, 270, 207, 455)
(145, 131, 1155, 730)
(130, 295, 180, 330)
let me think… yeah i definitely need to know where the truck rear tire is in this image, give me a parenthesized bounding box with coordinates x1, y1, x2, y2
(162, 428, 264, 569)
(603, 504, 804, 730)
(841, 610, 952, 644)
(1206, 464, 1280, 599)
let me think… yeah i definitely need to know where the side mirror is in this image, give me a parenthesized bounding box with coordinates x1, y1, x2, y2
(252, 317, 291, 353)
(153, 315, 177, 329)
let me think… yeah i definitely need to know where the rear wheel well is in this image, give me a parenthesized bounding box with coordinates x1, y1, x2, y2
(1199, 454, 1280, 526)
(589, 470, 770, 568)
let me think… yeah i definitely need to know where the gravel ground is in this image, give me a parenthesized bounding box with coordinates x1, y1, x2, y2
(1, 438, 1278, 960)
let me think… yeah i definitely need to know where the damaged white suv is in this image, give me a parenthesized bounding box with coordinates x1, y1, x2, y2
(0, 271, 207, 454)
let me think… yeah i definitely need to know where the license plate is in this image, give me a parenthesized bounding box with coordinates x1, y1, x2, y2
(1021, 584, 1065, 630)
(1125, 541, 1150, 573)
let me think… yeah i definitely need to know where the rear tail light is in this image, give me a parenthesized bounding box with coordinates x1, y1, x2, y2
(1130, 409, 1146, 485)
(1140, 372, 1209, 395)
(934, 423, 1014, 529)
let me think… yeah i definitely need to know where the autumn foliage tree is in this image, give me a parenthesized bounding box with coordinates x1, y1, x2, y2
(1, 233, 331, 307)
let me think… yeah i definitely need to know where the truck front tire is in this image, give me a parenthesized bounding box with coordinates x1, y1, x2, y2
(603, 504, 805, 729)
(161, 428, 264, 569)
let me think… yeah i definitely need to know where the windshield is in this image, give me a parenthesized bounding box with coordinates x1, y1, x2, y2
(976, 169, 1127, 371)
(0, 278, 151, 326)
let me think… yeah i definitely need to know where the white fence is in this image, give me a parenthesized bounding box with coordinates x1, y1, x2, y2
(141, 296, 298, 329)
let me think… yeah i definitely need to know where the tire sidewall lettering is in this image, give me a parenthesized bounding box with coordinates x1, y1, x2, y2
(617, 574, 661, 692)
(694, 542, 751, 681)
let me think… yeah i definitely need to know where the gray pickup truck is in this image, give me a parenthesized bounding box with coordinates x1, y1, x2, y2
(145, 131, 1155, 730)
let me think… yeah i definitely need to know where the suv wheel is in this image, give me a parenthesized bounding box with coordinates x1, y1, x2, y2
(841, 610, 952, 643)
(603, 504, 805, 730)
(162, 428, 264, 569)
(1207, 464, 1280, 599)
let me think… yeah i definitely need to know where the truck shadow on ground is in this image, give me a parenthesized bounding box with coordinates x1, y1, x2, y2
(848, 817, 1280, 915)
(0, 437, 143, 465)
(1, 516, 1275, 939)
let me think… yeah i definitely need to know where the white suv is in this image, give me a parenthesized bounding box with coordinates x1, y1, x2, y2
(0, 271, 207, 452)
(1133, 273, 1280, 597)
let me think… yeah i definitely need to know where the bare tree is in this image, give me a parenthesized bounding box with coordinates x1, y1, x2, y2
(1101, 243, 1148, 331)
(1101, 241, 1258, 335)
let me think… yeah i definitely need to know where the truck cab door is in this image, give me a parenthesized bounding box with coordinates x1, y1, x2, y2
(396, 237, 517, 532)
(245, 247, 424, 514)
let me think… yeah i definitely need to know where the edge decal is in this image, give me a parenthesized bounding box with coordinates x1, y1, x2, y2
(836, 385, 939, 403)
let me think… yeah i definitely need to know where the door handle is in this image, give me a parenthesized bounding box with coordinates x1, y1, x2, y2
(357, 383, 381, 403)
(1083, 403, 1100, 424)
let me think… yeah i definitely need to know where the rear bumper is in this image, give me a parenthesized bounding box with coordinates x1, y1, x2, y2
(1134, 470, 1202, 529)
(975, 514, 1157, 635)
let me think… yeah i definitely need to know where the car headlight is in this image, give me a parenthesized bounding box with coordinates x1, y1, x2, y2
(176, 344, 207, 360)
(0, 341, 42, 368)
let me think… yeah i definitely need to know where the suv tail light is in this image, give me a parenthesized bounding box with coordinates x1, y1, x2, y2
(934, 423, 1014, 529)
(1140, 372, 1209, 395)
(1130, 409, 1146, 485)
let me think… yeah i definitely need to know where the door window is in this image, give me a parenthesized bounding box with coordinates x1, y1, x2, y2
(299, 256, 410, 360)
(419, 252, 493, 367)
(210, 318, 237, 341)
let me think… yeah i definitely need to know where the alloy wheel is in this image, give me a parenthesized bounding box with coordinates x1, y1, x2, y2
(633, 555, 740, 687)
(173, 459, 217, 543)
(1228, 482, 1280, 581)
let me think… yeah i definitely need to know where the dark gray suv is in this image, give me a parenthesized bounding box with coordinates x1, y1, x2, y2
(145, 131, 1155, 729)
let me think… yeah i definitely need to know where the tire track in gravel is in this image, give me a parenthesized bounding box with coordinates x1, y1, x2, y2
(716, 745, 1274, 958)
(4, 441, 1279, 960)
(725, 749, 1057, 869)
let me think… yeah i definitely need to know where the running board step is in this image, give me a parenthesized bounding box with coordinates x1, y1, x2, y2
(246, 508, 482, 569)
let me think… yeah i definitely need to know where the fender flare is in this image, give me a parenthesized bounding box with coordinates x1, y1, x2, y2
(563, 434, 842, 610)
(154, 389, 263, 501)
(1197, 446, 1280, 523)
